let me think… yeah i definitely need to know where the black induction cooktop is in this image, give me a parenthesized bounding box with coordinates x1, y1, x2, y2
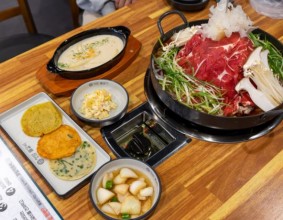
(100, 69, 282, 166)
(144, 69, 282, 143)
(101, 102, 190, 167)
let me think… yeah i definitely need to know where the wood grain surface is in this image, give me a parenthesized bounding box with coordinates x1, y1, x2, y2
(0, 0, 283, 219)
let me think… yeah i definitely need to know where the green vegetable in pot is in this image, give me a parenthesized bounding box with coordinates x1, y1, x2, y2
(249, 32, 283, 80)
(105, 180, 113, 190)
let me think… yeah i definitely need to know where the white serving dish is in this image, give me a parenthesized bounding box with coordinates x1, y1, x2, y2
(89, 158, 162, 219)
(71, 79, 129, 127)
(0, 92, 110, 198)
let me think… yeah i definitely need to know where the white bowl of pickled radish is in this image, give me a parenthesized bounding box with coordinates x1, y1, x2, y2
(89, 158, 161, 220)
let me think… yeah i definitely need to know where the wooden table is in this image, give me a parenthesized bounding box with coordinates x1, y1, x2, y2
(1, 0, 283, 219)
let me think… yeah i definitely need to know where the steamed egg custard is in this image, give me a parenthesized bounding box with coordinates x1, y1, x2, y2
(57, 35, 124, 71)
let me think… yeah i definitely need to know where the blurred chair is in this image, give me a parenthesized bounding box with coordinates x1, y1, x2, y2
(68, 0, 81, 28)
(0, 0, 54, 62)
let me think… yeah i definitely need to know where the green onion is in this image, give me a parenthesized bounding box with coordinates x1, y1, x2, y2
(57, 62, 69, 68)
(67, 134, 73, 138)
(110, 197, 118, 202)
(121, 213, 130, 219)
(82, 141, 89, 149)
(249, 32, 283, 80)
(77, 164, 84, 169)
(154, 46, 225, 115)
(105, 180, 113, 190)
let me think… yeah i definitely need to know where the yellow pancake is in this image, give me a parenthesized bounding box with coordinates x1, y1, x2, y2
(21, 102, 62, 137)
(37, 125, 81, 159)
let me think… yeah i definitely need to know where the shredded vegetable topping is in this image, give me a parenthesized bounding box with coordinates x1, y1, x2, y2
(162, 26, 201, 51)
(154, 45, 225, 115)
(249, 33, 283, 80)
(201, 1, 254, 41)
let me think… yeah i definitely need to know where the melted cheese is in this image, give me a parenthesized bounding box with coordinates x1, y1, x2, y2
(49, 141, 96, 180)
(57, 35, 124, 71)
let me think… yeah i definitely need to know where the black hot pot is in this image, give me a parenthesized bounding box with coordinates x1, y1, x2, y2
(150, 10, 283, 130)
(47, 26, 130, 79)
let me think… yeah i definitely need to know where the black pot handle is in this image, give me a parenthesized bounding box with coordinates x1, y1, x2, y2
(259, 109, 283, 121)
(47, 59, 59, 73)
(113, 26, 131, 38)
(157, 10, 188, 37)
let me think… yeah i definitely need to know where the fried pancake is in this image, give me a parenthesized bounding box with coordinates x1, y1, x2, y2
(37, 125, 82, 159)
(21, 102, 62, 137)
(49, 141, 96, 180)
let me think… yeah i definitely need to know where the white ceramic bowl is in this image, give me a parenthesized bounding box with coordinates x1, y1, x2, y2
(71, 79, 129, 126)
(89, 158, 162, 220)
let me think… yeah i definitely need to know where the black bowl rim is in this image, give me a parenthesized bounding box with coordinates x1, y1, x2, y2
(172, 0, 207, 5)
(70, 79, 129, 125)
(47, 26, 130, 77)
(89, 157, 162, 220)
(168, 0, 209, 8)
(176, 0, 202, 1)
(167, 0, 209, 12)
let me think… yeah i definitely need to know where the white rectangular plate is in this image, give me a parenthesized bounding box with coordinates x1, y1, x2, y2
(0, 92, 110, 198)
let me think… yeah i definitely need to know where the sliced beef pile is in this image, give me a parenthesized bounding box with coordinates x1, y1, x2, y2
(177, 33, 255, 116)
